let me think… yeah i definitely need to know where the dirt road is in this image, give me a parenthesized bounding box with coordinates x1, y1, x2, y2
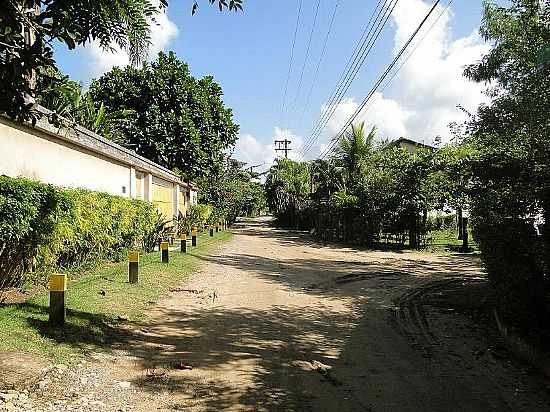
(19, 217, 550, 411)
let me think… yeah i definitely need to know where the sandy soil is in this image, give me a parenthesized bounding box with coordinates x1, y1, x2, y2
(14, 217, 550, 412)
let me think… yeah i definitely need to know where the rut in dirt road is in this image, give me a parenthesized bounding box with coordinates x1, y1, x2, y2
(23, 217, 550, 412)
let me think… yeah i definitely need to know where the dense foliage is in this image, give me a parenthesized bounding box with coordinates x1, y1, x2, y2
(265, 158, 311, 229)
(35, 67, 132, 139)
(199, 158, 266, 223)
(265, 125, 462, 246)
(175, 204, 214, 236)
(463, 0, 550, 329)
(0, 0, 242, 122)
(0, 176, 159, 292)
(265, 0, 549, 336)
(89, 52, 239, 179)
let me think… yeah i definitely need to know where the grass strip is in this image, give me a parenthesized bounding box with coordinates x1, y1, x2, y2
(0, 231, 232, 362)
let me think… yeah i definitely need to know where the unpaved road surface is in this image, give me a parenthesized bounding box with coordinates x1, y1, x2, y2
(9, 217, 550, 411)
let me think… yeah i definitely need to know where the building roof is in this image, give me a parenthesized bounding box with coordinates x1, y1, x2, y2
(390, 137, 435, 151)
(29, 105, 196, 190)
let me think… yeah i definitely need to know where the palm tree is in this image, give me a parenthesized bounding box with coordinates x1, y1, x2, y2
(310, 159, 344, 201)
(331, 122, 376, 190)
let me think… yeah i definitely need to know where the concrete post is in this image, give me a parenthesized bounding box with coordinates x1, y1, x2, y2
(128, 251, 139, 284)
(161, 241, 169, 263)
(192, 227, 197, 247)
(181, 234, 187, 253)
(49, 274, 67, 326)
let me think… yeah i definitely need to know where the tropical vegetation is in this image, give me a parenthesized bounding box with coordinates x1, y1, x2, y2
(89, 51, 239, 179)
(0, 0, 243, 122)
(266, 0, 549, 337)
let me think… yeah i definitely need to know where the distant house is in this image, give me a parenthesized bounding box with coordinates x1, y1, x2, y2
(0, 105, 198, 219)
(389, 137, 435, 153)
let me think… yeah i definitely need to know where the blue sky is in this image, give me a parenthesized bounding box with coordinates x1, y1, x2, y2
(54, 0, 490, 169)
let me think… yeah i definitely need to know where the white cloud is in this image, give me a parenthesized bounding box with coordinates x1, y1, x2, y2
(233, 133, 275, 168)
(233, 127, 306, 176)
(302, 0, 490, 156)
(323, 95, 409, 143)
(85, 7, 178, 78)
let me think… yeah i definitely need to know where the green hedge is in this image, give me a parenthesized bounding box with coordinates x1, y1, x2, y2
(175, 204, 219, 235)
(0, 176, 158, 290)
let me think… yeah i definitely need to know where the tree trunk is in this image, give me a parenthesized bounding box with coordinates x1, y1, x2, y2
(457, 207, 463, 240)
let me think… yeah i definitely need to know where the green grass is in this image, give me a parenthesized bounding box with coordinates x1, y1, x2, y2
(426, 228, 478, 253)
(0, 231, 232, 363)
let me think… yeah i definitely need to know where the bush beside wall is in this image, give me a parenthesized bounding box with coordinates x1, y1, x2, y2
(0, 176, 158, 291)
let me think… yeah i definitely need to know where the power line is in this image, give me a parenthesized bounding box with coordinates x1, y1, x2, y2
(352, 0, 454, 129)
(280, 0, 303, 124)
(289, 0, 321, 119)
(301, 0, 398, 157)
(318, 0, 443, 160)
(296, 0, 341, 138)
(300, 0, 399, 158)
(304, 0, 385, 145)
(319, 0, 443, 160)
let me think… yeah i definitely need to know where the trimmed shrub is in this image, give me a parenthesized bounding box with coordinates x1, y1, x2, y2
(0, 176, 68, 289)
(177, 204, 213, 234)
(0, 176, 158, 291)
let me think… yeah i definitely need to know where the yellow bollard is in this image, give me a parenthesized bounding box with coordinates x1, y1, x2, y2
(192, 227, 198, 247)
(181, 234, 187, 253)
(161, 241, 169, 263)
(49, 274, 67, 326)
(128, 250, 139, 283)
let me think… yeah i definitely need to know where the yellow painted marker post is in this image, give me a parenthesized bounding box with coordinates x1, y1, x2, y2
(128, 251, 139, 284)
(210, 225, 214, 237)
(181, 234, 187, 253)
(192, 227, 198, 247)
(161, 241, 169, 263)
(49, 274, 67, 326)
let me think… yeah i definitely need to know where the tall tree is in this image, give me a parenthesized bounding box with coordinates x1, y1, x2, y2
(88, 51, 239, 179)
(0, 0, 243, 121)
(464, 0, 550, 328)
(331, 122, 376, 191)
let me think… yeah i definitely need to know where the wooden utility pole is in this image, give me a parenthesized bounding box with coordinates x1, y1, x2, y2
(245, 163, 264, 173)
(274, 139, 292, 158)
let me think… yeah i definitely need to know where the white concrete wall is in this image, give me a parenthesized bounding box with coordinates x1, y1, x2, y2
(0, 117, 131, 197)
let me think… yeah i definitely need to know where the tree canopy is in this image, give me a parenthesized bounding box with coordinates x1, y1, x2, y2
(88, 51, 239, 179)
(0, 0, 243, 121)
(463, 0, 550, 328)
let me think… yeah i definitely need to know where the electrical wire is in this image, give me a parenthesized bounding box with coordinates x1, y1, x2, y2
(294, 0, 341, 159)
(353, 0, 454, 129)
(279, 0, 303, 125)
(318, 0, 443, 160)
(299, 0, 400, 158)
(289, 0, 322, 117)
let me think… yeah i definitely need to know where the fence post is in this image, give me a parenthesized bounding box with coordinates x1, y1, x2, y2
(128, 251, 139, 284)
(49, 274, 67, 326)
(192, 227, 197, 247)
(161, 241, 169, 263)
(210, 226, 214, 237)
(181, 234, 187, 253)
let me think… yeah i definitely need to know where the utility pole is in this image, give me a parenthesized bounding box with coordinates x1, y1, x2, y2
(245, 163, 264, 173)
(274, 138, 292, 158)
